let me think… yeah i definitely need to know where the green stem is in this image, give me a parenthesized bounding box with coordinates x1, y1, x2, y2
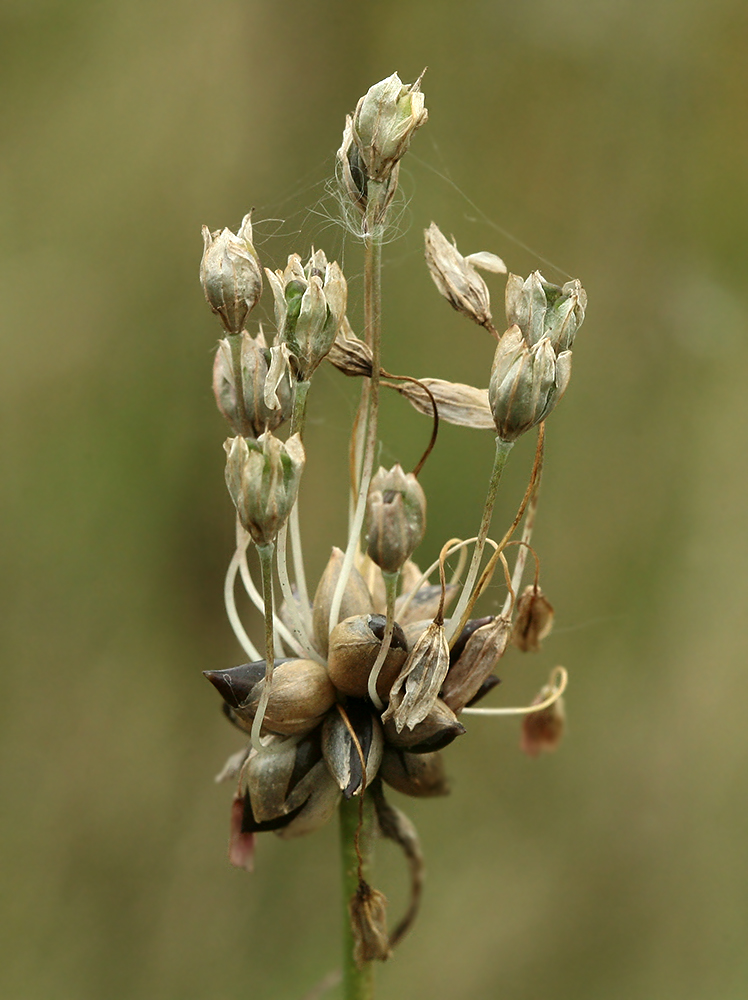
(447, 436, 514, 645)
(250, 541, 276, 752)
(340, 794, 375, 1000)
(291, 378, 311, 438)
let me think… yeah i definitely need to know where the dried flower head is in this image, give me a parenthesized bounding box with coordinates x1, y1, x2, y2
(512, 584, 555, 652)
(424, 222, 506, 330)
(200, 214, 263, 335)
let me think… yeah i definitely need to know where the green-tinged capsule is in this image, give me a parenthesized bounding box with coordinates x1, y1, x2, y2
(213, 332, 293, 438)
(223, 431, 305, 547)
(264, 250, 347, 380)
(488, 327, 570, 443)
(351, 72, 428, 184)
(505, 271, 587, 351)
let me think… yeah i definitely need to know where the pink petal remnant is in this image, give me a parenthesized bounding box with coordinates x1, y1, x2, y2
(228, 794, 255, 872)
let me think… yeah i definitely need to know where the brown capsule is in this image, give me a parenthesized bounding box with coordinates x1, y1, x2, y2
(441, 615, 511, 712)
(326, 614, 408, 700)
(379, 747, 449, 798)
(239, 733, 325, 828)
(205, 659, 335, 736)
(382, 697, 465, 754)
(312, 547, 374, 657)
(512, 584, 555, 652)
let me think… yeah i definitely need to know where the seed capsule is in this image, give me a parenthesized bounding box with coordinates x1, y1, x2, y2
(326, 614, 408, 700)
(224, 432, 305, 548)
(204, 658, 335, 736)
(200, 214, 263, 335)
(441, 615, 511, 712)
(379, 748, 449, 798)
(312, 547, 374, 657)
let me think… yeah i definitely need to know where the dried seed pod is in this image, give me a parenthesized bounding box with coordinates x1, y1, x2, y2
(312, 547, 374, 657)
(213, 332, 293, 439)
(379, 748, 449, 798)
(237, 733, 327, 830)
(322, 700, 384, 798)
(232, 735, 341, 841)
(264, 250, 347, 380)
(512, 584, 555, 652)
(350, 880, 391, 966)
(424, 222, 505, 329)
(441, 615, 511, 712)
(326, 614, 408, 700)
(200, 213, 263, 335)
(326, 319, 374, 378)
(382, 620, 449, 732)
(520, 688, 566, 757)
(204, 658, 335, 736)
(383, 698, 465, 754)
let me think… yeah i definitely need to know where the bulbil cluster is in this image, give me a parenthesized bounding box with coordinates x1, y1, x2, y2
(198, 72, 586, 960)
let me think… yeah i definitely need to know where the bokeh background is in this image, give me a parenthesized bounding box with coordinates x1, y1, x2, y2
(2, 1, 748, 997)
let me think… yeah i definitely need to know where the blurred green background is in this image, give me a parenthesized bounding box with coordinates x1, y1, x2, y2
(2, 0, 748, 997)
